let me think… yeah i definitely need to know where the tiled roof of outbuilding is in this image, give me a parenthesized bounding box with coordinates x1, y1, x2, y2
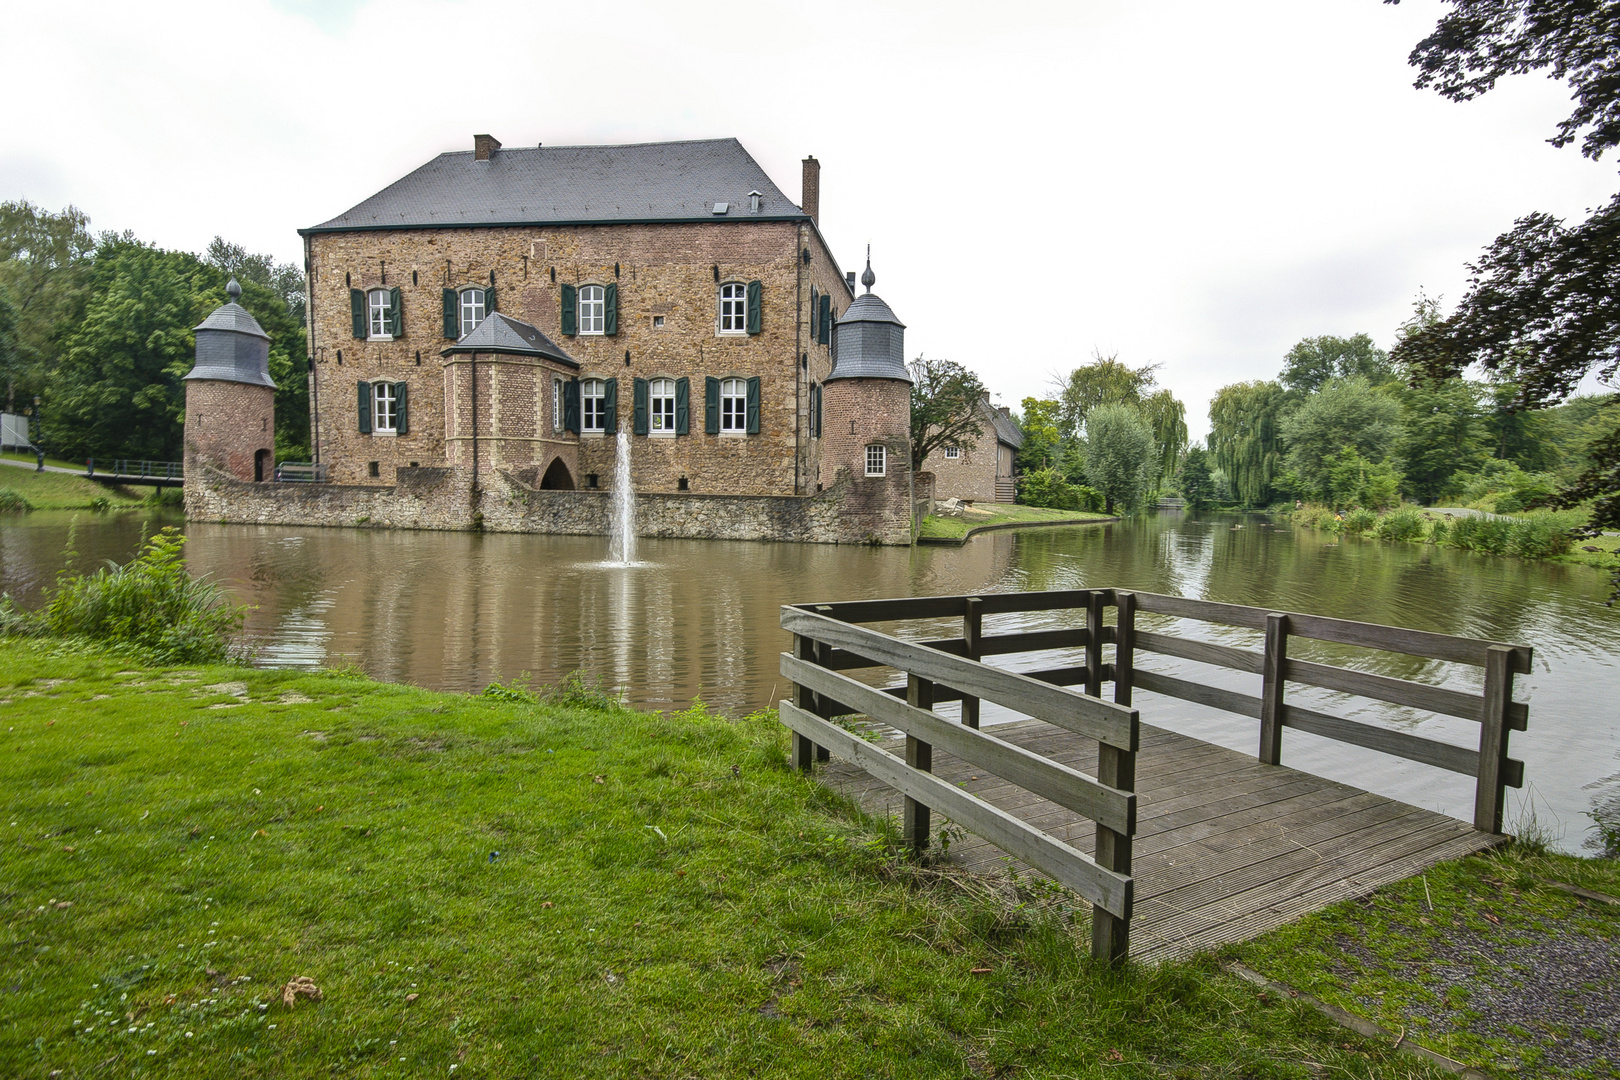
(987, 402, 1024, 449)
(304, 139, 805, 233)
(440, 313, 578, 368)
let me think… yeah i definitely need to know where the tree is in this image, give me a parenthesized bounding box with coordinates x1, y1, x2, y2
(41, 237, 204, 462)
(1207, 380, 1288, 506)
(0, 201, 94, 412)
(1279, 377, 1403, 502)
(1386, 0, 1620, 575)
(1177, 444, 1215, 511)
(1280, 334, 1394, 395)
(1395, 373, 1487, 501)
(1083, 403, 1156, 514)
(1015, 397, 1063, 474)
(1057, 352, 1156, 438)
(1139, 388, 1189, 483)
(909, 356, 986, 470)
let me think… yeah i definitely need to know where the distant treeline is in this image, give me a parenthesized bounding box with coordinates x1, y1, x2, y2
(0, 201, 308, 464)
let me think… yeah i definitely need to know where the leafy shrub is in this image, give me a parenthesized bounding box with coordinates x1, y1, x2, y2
(0, 488, 33, 513)
(3, 527, 246, 663)
(89, 495, 111, 512)
(484, 674, 538, 704)
(1017, 468, 1102, 512)
(1507, 514, 1575, 559)
(1342, 507, 1379, 533)
(543, 670, 627, 712)
(1426, 518, 1449, 545)
(1371, 506, 1427, 542)
(1290, 505, 1342, 531)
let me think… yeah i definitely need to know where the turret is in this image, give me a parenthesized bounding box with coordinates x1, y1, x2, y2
(183, 278, 276, 482)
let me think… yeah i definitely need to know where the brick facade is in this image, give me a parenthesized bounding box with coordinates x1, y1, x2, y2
(305, 220, 851, 497)
(921, 401, 1019, 503)
(183, 381, 274, 483)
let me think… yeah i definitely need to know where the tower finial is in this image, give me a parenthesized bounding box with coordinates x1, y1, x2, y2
(860, 245, 875, 293)
(226, 276, 242, 302)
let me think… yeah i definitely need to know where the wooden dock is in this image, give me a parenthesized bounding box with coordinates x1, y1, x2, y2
(820, 717, 1501, 963)
(779, 588, 1531, 963)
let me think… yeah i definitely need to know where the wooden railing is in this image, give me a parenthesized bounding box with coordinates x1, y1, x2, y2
(778, 589, 1532, 963)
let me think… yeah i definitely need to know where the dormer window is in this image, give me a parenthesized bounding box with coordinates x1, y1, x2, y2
(749, 190, 762, 213)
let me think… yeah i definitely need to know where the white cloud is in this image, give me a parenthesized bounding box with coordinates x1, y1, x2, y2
(2, 0, 1612, 435)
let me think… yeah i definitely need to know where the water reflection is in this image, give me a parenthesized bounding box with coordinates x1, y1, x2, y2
(1, 510, 1615, 853)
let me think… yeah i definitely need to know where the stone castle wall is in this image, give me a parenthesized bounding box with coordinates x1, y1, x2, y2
(184, 461, 912, 545)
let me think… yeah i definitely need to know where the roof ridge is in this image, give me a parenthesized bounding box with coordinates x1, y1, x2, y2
(437, 136, 743, 157)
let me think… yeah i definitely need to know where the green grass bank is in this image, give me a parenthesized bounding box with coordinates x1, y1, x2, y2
(0, 639, 1505, 1080)
(919, 503, 1114, 542)
(1290, 503, 1620, 576)
(0, 454, 153, 513)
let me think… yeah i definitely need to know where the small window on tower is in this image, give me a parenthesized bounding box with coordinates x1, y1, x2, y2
(944, 446, 961, 459)
(652, 315, 665, 329)
(865, 444, 886, 477)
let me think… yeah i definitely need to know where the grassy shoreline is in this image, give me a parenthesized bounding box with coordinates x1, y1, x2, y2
(918, 503, 1114, 542)
(0, 456, 152, 512)
(1, 637, 1528, 1079)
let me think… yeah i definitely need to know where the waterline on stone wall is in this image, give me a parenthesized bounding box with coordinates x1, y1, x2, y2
(608, 430, 638, 566)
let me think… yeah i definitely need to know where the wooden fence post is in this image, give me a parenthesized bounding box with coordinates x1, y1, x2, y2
(961, 597, 983, 729)
(1474, 645, 1520, 833)
(905, 673, 934, 857)
(1258, 613, 1289, 766)
(1092, 723, 1135, 964)
(1085, 590, 1105, 698)
(813, 639, 833, 762)
(1114, 591, 1136, 707)
(791, 634, 817, 771)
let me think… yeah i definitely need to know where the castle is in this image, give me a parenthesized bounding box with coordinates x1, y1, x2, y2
(183, 137, 944, 544)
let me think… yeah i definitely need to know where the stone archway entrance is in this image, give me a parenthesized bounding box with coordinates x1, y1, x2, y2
(539, 457, 575, 490)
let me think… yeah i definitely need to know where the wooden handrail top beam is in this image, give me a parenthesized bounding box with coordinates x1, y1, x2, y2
(792, 590, 1106, 625)
(782, 607, 1139, 751)
(781, 654, 1135, 834)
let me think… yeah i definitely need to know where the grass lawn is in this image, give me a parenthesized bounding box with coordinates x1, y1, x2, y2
(919, 504, 1113, 541)
(0, 639, 1465, 1079)
(0, 456, 149, 512)
(1233, 847, 1620, 1077)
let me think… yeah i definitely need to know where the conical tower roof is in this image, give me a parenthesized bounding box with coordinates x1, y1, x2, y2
(185, 278, 276, 387)
(826, 253, 910, 384)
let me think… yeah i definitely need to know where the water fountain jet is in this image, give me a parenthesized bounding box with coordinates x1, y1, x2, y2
(608, 430, 636, 565)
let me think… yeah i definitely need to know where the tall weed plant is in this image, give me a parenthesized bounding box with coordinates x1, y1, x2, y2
(0, 526, 246, 663)
(1291, 503, 1576, 560)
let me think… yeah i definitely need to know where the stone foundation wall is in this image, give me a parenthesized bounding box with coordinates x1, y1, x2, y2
(184, 461, 910, 545)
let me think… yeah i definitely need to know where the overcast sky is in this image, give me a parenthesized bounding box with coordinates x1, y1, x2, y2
(2, 0, 1614, 437)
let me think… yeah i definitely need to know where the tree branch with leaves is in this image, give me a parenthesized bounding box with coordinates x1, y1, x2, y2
(909, 356, 987, 471)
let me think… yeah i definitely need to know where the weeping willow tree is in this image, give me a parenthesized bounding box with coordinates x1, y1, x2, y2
(1208, 380, 1288, 507)
(1139, 389, 1188, 484)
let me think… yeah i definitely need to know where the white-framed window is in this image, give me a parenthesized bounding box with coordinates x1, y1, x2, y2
(649, 378, 676, 433)
(720, 377, 747, 433)
(372, 381, 398, 434)
(944, 446, 961, 459)
(579, 285, 605, 335)
(651, 314, 665, 329)
(865, 444, 886, 477)
(553, 377, 563, 433)
(368, 289, 392, 339)
(719, 282, 747, 334)
(459, 288, 486, 337)
(582, 379, 606, 433)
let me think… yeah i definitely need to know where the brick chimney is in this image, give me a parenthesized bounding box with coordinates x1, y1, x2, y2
(801, 156, 820, 225)
(474, 134, 502, 161)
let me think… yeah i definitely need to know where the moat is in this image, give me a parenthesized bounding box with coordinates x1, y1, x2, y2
(2, 510, 1616, 853)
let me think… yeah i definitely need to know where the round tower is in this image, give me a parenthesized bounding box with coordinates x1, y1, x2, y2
(183, 278, 276, 482)
(821, 255, 914, 542)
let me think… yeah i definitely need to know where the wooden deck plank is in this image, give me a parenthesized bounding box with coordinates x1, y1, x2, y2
(813, 716, 1494, 963)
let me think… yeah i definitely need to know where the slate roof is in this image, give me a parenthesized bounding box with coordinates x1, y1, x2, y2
(985, 400, 1024, 449)
(826, 291, 911, 383)
(305, 138, 806, 233)
(440, 313, 579, 368)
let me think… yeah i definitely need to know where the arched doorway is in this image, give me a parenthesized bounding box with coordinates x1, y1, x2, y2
(539, 457, 575, 490)
(254, 448, 271, 482)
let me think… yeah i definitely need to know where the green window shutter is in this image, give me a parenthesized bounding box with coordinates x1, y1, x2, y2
(563, 378, 581, 433)
(560, 284, 577, 336)
(442, 289, 458, 338)
(393, 381, 409, 435)
(705, 377, 720, 435)
(484, 286, 496, 315)
(357, 381, 372, 433)
(675, 377, 690, 435)
(818, 294, 831, 345)
(632, 377, 649, 436)
(389, 286, 404, 338)
(745, 376, 761, 434)
(603, 377, 618, 433)
(350, 289, 367, 339)
(745, 280, 762, 335)
(604, 282, 618, 336)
